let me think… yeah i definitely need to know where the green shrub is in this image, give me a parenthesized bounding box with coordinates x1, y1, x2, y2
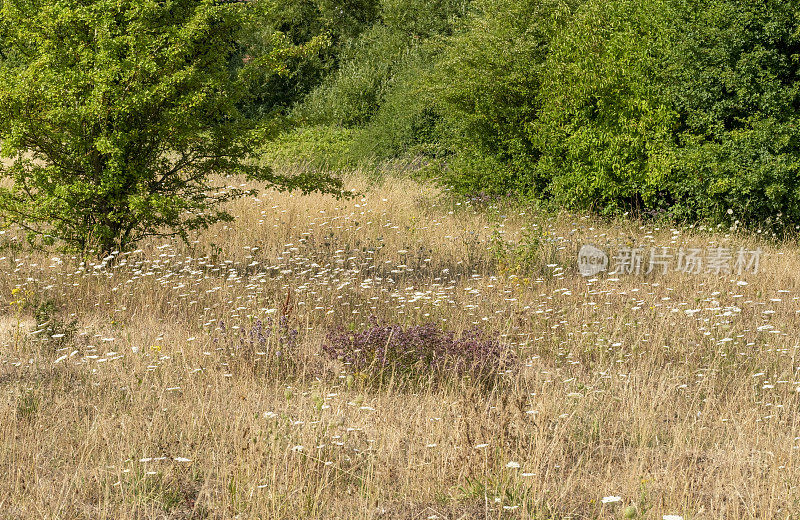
(431, 0, 580, 196)
(380, 0, 470, 39)
(260, 125, 362, 171)
(230, 0, 382, 118)
(539, 0, 800, 227)
(428, 0, 800, 231)
(351, 42, 445, 159)
(0, 0, 344, 256)
(533, 0, 676, 215)
(298, 24, 411, 126)
(660, 0, 800, 229)
(234, 3, 333, 119)
(296, 0, 470, 129)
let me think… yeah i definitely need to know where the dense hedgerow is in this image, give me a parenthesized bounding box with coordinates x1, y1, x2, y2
(433, 0, 800, 230)
(233, 0, 381, 118)
(659, 0, 800, 229)
(294, 0, 470, 129)
(531, 0, 676, 216)
(322, 317, 518, 388)
(283, 0, 800, 232)
(297, 24, 410, 127)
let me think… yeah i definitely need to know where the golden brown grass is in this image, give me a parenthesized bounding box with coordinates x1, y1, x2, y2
(1, 170, 799, 519)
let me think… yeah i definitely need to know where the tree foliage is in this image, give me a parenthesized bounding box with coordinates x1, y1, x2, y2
(241, 0, 800, 230)
(429, 0, 581, 196)
(234, 0, 381, 117)
(531, 0, 676, 214)
(295, 0, 470, 128)
(0, 0, 343, 256)
(331, 0, 800, 230)
(662, 0, 800, 228)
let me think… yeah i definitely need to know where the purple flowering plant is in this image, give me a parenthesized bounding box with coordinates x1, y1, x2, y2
(323, 316, 517, 389)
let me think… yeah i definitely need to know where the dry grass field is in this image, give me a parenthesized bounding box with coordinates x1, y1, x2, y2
(1, 169, 799, 519)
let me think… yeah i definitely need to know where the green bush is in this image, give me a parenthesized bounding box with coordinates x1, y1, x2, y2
(380, 0, 469, 39)
(233, 0, 381, 118)
(431, 0, 580, 196)
(298, 24, 411, 126)
(361, 0, 472, 159)
(260, 125, 362, 171)
(533, 0, 676, 215)
(296, 0, 470, 129)
(0, 0, 343, 256)
(351, 42, 445, 159)
(660, 0, 800, 229)
(427, 0, 800, 231)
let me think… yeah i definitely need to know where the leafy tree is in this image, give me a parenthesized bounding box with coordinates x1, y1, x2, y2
(295, 0, 470, 129)
(298, 23, 411, 126)
(0, 0, 342, 257)
(236, 0, 380, 117)
(426, 0, 800, 230)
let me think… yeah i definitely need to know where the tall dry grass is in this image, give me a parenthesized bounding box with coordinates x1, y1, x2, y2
(1, 168, 799, 519)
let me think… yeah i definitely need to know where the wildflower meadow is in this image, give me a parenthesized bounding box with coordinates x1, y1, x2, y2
(1, 169, 799, 518)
